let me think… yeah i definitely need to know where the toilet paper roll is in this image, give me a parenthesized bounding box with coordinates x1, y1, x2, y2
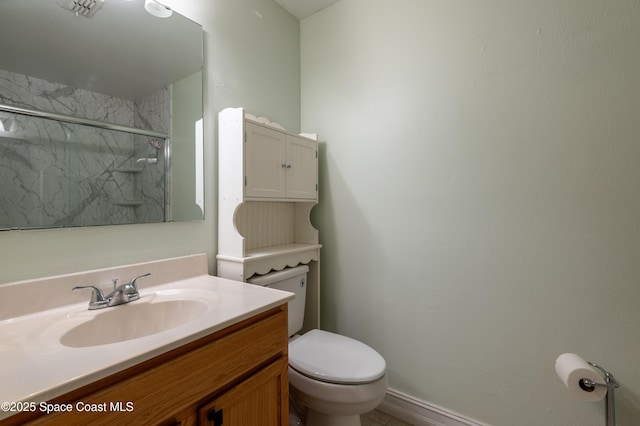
(555, 353, 607, 402)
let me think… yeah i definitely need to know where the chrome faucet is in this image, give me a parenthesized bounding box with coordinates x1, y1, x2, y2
(73, 273, 151, 310)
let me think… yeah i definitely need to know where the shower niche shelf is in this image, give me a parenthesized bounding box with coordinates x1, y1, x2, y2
(114, 167, 144, 173)
(114, 200, 144, 207)
(217, 107, 321, 332)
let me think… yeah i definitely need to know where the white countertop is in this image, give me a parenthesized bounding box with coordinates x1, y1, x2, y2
(0, 265, 292, 421)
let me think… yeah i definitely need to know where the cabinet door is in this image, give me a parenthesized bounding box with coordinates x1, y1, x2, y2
(245, 122, 286, 199)
(199, 357, 288, 426)
(285, 135, 317, 200)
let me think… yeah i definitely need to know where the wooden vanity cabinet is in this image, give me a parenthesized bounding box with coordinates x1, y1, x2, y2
(3, 305, 289, 426)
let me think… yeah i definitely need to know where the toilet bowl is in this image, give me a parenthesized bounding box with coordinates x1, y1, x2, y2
(288, 329, 388, 426)
(247, 266, 388, 426)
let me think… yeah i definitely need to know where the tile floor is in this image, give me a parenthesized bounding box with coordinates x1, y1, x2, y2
(362, 409, 413, 426)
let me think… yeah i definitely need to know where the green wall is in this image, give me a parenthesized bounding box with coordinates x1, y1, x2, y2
(171, 71, 204, 222)
(302, 1, 640, 425)
(5, 1, 640, 424)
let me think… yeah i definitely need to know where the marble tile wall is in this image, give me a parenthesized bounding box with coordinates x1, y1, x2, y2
(0, 70, 168, 229)
(133, 87, 169, 224)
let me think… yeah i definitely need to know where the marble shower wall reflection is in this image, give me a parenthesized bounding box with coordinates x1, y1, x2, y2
(0, 70, 168, 229)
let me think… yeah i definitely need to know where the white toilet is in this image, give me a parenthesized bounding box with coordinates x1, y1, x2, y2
(248, 265, 388, 426)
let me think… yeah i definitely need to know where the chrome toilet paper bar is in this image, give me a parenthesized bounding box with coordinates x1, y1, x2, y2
(580, 362, 619, 426)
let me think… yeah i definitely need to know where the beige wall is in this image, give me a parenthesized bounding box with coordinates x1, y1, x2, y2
(302, 1, 640, 425)
(0, 0, 300, 284)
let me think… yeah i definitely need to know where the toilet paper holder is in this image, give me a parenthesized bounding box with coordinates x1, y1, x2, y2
(580, 362, 620, 426)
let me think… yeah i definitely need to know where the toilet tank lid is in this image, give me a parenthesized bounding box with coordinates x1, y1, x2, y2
(247, 265, 309, 286)
(289, 329, 386, 384)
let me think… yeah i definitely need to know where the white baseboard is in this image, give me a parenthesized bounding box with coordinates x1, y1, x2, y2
(377, 388, 489, 426)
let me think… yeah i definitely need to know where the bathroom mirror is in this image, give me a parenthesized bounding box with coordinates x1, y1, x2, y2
(0, 0, 204, 229)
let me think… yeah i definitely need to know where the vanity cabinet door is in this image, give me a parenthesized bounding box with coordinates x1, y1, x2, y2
(199, 357, 288, 426)
(245, 122, 286, 199)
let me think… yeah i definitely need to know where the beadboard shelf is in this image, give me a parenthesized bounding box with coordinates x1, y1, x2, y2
(217, 243, 322, 277)
(245, 243, 322, 259)
(217, 243, 322, 262)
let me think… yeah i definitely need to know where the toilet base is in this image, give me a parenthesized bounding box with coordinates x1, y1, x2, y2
(289, 368, 387, 426)
(306, 410, 361, 426)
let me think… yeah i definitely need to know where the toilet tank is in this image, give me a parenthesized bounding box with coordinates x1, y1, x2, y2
(247, 265, 308, 337)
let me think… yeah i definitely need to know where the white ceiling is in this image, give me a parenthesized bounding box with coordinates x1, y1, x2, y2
(275, 0, 341, 19)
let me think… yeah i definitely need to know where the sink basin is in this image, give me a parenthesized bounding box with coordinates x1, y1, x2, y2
(58, 291, 214, 348)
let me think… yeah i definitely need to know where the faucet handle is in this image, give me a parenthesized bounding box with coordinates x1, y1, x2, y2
(117, 273, 150, 303)
(72, 285, 109, 310)
(128, 272, 151, 292)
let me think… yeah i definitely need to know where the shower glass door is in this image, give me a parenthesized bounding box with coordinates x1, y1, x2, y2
(0, 111, 167, 230)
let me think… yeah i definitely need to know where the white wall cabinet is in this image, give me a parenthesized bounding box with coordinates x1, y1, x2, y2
(245, 122, 318, 200)
(217, 107, 321, 332)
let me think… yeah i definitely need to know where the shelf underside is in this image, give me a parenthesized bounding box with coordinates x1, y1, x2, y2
(216, 243, 321, 277)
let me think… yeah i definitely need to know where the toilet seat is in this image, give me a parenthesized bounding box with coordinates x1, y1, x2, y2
(288, 329, 386, 385)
